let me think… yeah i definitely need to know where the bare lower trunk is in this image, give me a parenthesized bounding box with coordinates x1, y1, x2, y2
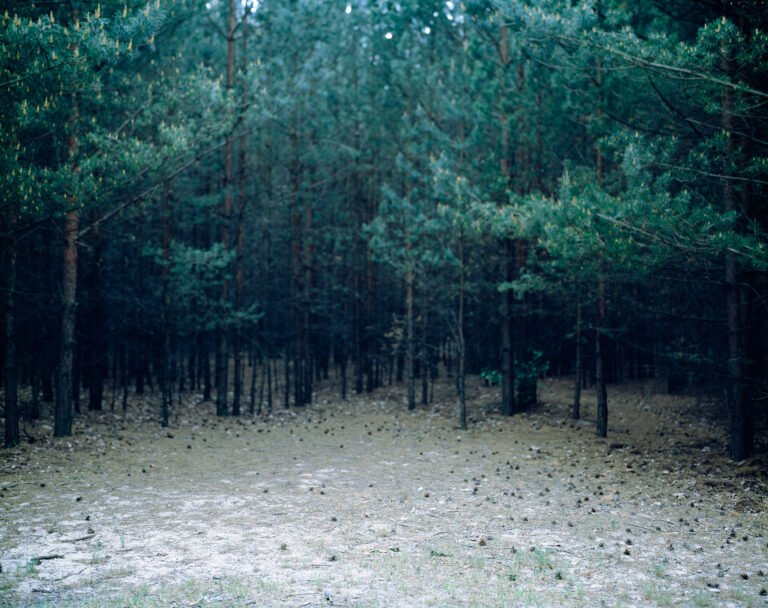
(215, 332, 228, 416)
(55, 209, 79, 437)
(595, 277, 608, 437)
(216, 0, 236, 417)
(725, 253, 751, 459)
(721, 53, 753, 460)
(161, 182, 171, 428)
(406, 266, 416, 410)
(572, 301, 582, 420)
(458, 234, 467, 431)
(3, 215, 19, 448)
(501, 242, 515, 416)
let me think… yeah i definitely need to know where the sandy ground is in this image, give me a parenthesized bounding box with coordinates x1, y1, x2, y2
(1, 376, 767, 607)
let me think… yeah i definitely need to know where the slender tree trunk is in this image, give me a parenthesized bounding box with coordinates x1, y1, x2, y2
(365, 248, 375, 393)
(3, 206, 19, 448)
(215, 0, 237, 417)
(501, 241, 516, 416)
(572, 301, 582, 420)
(721, 65, 753, 459)
(55, 207, 79, 437)
(458, 232, 467, 431)
(595, 276, 608, 437)
(406, 264, 416, 410)
(498, 23, 517, 417)
(284, 348, 290, 408)
(593, 45, 608, 438)
(232, 17, 250, 417)
(420, 299, 428, 406)
(55, 99, 80, 438)
(340, 345, 348, 400)
(303, 177, 314, 405)
(200, 332, 211, 401)
(121, 345, 128, 411)
(161, 181, 171, 428)
(290, 126, 307, 408)
(87, 229, 106, 412)
(249, 356, 258, 415)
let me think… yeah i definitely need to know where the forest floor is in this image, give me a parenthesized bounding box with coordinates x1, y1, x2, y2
(1, 376, 767, 607)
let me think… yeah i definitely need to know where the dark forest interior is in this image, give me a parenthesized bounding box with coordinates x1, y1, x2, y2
(2, 0, 767, 457)
(1, 1, 768, 604)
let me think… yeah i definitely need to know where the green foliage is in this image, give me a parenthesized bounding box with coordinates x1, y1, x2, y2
(516, 351, 549, 392)
(481, 368, 502, 386)
(0, 2, 166, 218)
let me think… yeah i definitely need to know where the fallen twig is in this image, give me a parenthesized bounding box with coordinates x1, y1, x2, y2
(32, 554, 64, 564)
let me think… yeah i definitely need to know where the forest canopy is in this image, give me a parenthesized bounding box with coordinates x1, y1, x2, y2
(1, 0, 767, 459)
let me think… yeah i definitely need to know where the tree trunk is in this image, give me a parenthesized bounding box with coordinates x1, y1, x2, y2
(595, 277, 608, 438)
(161, 181, 171, 428)
(420, 299, 429, 406)
(55, 98, 80, 438)
(721, 69, 753, 459)
(594, 46, 608, 438)
(406, 265, 416, 410)
(498, 24, 517, 417)
(87, 229, 106, 412)
(215, 0, 237, 418)
(458, 232, 467, 431)
(500, 241, 516, 416)
(3, 206, 19, 448)
(232, 17, 251, 417)
(572, 301, 582, 420)
(200, 332, 211, 401)
(55, 208, 79, 438)
(284, 348, 290, 408)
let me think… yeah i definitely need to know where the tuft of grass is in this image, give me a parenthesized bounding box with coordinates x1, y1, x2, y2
(692, 593, 714, 608)
(429, 549, 451, 558)
(3, 575, 282, 608)
(643, 583, 675, 607)
(532, 548, 552, 571)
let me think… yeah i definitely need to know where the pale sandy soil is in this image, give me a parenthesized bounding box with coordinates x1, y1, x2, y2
(1, 376, 767, 607)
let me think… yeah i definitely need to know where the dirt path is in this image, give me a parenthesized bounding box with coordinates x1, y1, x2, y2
(1, 378, 767, 607)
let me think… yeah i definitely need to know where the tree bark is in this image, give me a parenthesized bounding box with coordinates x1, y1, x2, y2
(595, 277, 608, 438)
(500, 241, 516, 416)
(406, 264, 416, 410)
(498, 23, 517, 417)
(721, 63, 753, 459)
(572, 301, 582, 420)
(86, 229, 106, 412)
(55, 99, 80, 438)
(3, 205, 19, 448)
(55, 208, 79, 437)
(161, 181, 171, 428)
(458, 231, 467, 431)
(215, 0, 237, 417)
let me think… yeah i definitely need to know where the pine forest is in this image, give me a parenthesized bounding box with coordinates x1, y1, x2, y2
(1, 1, 767, 606)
